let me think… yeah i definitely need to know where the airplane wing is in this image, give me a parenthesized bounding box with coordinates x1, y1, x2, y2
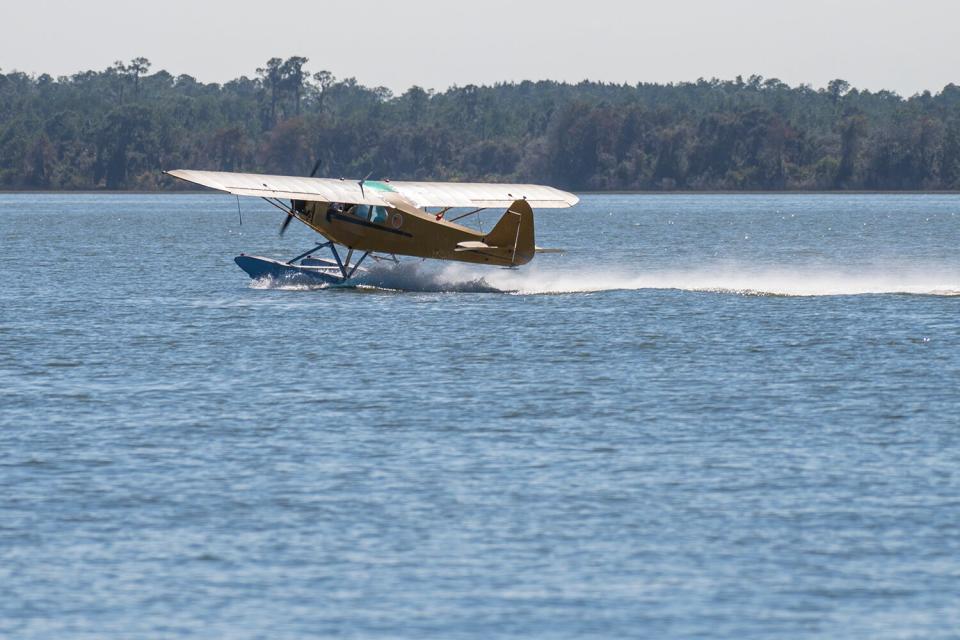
(165, 169, 578, 209)
(165, 170, 393, 206)
(385, 181, 579, 209)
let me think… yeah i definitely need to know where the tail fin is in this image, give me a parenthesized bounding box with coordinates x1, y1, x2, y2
(485, 200, 535, 265)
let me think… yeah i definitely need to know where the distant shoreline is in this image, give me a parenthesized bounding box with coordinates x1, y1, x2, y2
(7, 64, 960, 193)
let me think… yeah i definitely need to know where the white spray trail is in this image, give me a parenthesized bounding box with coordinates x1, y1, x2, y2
(481, 265, 960, 297)
(251, 262, 960, 297)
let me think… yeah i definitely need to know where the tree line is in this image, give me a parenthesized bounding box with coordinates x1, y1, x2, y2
(2, 57, 959, 191)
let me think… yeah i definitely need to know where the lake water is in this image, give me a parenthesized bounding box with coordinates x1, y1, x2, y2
(1, 193, 959, 638)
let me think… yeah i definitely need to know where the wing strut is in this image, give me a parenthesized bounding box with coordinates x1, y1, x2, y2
(449, 208, 487, 223)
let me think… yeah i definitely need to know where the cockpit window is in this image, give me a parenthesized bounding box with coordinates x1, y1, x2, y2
(353, 205, 370, 219)
(370, 206, 388, 224)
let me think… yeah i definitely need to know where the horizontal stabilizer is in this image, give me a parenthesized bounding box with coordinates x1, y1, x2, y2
(455, 241, 499, 252)
(535, 246, 565, 254)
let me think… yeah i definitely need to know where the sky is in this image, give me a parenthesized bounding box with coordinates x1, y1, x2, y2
(3, 0, 958, 96)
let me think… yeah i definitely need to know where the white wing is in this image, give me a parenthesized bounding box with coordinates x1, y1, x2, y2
(165, 170, 391, 206)
(387, 180, 579, 209)
(165, 169, 579, 209)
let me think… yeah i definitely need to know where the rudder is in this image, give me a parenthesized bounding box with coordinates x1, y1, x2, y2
(484, 200, 535, 265)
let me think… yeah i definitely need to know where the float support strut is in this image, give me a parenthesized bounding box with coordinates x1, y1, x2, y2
(287, 242, 332, 265)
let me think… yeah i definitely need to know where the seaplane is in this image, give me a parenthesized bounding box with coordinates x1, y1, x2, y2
(165, 167, 579, 285)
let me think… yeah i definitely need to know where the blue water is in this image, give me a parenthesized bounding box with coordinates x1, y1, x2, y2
(1, 193, 959, 638)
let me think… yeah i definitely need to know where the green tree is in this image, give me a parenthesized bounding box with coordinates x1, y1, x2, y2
(256, 57, 283, 127)
(312, 70, 335, 115)
(281, 56, 309, 116)
(128, 57, 151, 97)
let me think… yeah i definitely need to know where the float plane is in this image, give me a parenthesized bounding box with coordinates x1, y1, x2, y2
(166, 168, 579, 284)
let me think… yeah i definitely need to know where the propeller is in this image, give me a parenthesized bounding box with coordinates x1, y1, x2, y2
(309, 157, 323, 178)
(280, 155, 324, 236)
(279, 209, 295, 236)
(358, 170, 373, 199)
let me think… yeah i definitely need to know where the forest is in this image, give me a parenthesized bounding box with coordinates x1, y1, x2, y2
(2, 56, 960, 191)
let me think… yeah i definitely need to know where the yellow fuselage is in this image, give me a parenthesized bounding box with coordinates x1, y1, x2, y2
(294, 200, 535, 267)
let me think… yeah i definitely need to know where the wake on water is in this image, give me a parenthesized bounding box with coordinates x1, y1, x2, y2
(250, 262, 960, 297)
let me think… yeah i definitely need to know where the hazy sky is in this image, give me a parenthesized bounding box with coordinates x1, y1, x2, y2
(3, 0, 958, 95)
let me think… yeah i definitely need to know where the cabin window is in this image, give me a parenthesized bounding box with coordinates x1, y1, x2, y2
(370, 206, 388, 224)
(353, 205, 370, 219)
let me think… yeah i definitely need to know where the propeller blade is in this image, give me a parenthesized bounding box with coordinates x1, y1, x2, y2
(309, 157, 323, 178)
(279, 212, 294, 236)
(358, 170, 373, 199)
